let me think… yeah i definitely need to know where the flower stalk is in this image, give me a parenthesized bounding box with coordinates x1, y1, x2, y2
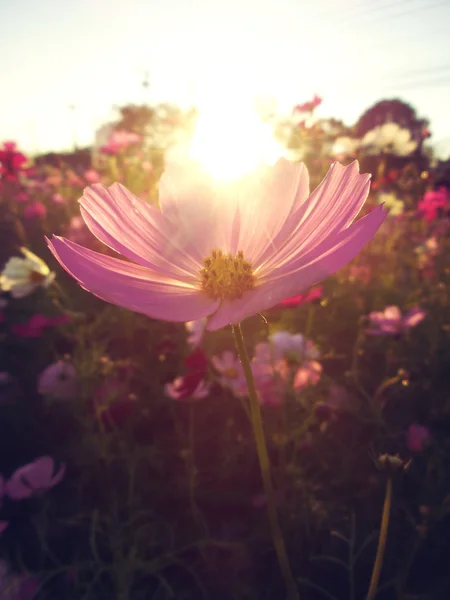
(366, 475, 393, 600)
(232, 323, 299, 600)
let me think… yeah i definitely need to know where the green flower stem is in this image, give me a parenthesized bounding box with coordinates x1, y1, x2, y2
(232, 323, 299, 600)
(366, 476, 393, 600)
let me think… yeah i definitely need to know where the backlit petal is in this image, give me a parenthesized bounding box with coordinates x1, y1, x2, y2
(47, 236, 219, 322)
(207, 206, 386, 330)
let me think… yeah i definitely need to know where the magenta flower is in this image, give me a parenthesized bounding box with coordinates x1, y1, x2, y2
(0, 142, 29, 182)
(23, 202, 47, 220)
(6, 457, 65, 500)
(293, 94, 322, 114)
(270, 285, 323, 310)
(418, 187, 448, 221)
(367, 305, 426, 336)
(47, 159, 387, 330)
(12, 314, 69, 338)
(406, 424, 431, 453)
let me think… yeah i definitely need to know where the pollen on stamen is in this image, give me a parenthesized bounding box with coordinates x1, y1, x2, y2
(200, 249, 255, 300)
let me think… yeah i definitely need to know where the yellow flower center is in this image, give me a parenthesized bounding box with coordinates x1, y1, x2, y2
(200, 249, 255, 301)
(29, 271, 46, 283)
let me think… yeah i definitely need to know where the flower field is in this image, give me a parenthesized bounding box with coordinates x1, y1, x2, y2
(1, 97, 450, 600)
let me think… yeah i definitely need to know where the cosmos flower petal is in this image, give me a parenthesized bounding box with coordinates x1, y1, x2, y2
(256, 161, 371, 273)
(47, 236, 219, 322)
(80, 183, 200, 281)
(232, 159, 309, 262)
(159, 159, 238, 258)
(206, 206, 386, 330)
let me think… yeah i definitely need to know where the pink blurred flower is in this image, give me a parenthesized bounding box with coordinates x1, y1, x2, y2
(100, 130, 141, 155)
(212, 350, 245, 394)
(165, 348, 210, 401)
(47, 160, 386, 330)
(38, 361, 77, 400)
(348, 264, 371, 284)
(0, 142, 29, 182)
(13, 192, 29, 203)
(271, 285, 323, 310)
(0, 522, 7, 534)
(84, 168, 101, 183)
(418, 188, 448, 221)
(65, 216, 93, 246)
(6, 457, 65, 500)
(12, 314, 69, 338)
(165, 377, 210, 400)
(23, 202, 46, 220)
(367, 306, 426, 336)
(406, 424, 431, 453)
(293, 360, 322, 392)
(293, 94, 322, 113)
(51, 193, 64, 205)
(66, 170, 83, 187)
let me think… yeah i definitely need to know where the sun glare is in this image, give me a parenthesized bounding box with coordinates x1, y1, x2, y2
(185, 103, 285, 181)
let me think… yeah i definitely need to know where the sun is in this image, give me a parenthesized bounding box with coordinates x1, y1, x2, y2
(176, 99, 286, 181)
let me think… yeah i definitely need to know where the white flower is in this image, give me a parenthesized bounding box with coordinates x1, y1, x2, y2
(270, 331, 320, 362)
(0, 248, 55, 298)
(331, 136, 360, 157)
(185, 318, 206, 348)
(361, 123, 417, 156)
(377, 192, 404, 216)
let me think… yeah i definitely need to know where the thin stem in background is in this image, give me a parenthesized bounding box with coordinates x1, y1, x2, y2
(366, 476, 393, 600)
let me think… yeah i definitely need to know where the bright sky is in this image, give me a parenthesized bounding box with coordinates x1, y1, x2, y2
(1, 0, 450, 157)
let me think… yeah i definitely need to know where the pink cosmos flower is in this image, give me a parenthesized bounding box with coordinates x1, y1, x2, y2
(84, 168, 101, 184)
(23, 202, 46, 220)
(38, 361, 77, 400)
(165, 348, 210, 401)
(270, 285, 323, 310)
(406, 424, 431, 453)
(6, 456, 65, 500)
(165, 377, 210, 400)
(211, 350, 245, 394)
(418, 188, 448, 221)
(367, 306, 426, 336)
(47, 159, 387, 330)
